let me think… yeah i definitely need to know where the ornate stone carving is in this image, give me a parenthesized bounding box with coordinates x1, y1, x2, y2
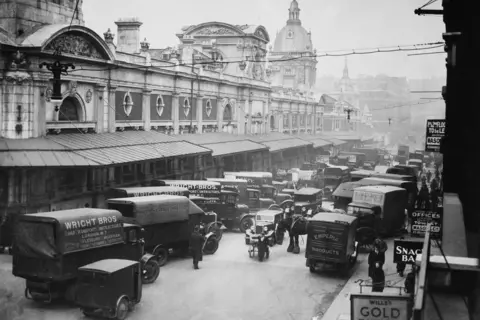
(9, 51, 30, 70)
(205, 99, 212, 118)
(123, 91, 133, 116)
(221, 97, 229, 109)
(235, 24, 250, 30)
(254, 30, 266, 40)
(4, 71, 31, 84)
(44, 33, 104, 59)
(69, 81, 78, 97)
(183, 98, 191, 117)
(196, 27, 236, 35)
(252, 64, 263, 80)
(156, 96, 165, 117)
(85, 89, 92, 103)
(44, 87, 53, 102)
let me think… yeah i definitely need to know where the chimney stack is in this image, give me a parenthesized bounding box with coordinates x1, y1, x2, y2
(114, 18, 143, 54)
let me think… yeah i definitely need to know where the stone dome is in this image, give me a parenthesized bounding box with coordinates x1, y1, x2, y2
(273, 1, 313, 52)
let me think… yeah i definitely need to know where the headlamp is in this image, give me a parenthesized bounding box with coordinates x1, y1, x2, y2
(302, 207, 306, 212)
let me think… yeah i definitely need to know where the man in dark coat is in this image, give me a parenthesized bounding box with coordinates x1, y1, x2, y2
(371, 263, 385, 293)
(189, 225, 205, 270)
(368, 245, 385, 279)
(405, 265, 418, 294)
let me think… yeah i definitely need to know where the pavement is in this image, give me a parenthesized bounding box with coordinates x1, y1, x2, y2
(318, 239, 411, 320)
(0, 232, 349, 320)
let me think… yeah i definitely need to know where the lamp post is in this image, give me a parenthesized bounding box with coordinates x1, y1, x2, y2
(388, 117, 393, 126)
(343, 104, 354, 122)
(39, 60, 75, 101)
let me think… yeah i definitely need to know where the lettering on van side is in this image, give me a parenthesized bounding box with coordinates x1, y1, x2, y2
(311, 247, 340, 255)
(64, 215, 118, 231)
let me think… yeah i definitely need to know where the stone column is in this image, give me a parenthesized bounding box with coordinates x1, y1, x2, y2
(216, 96, 224, 132)
(107, 85, 117, 133)
(247, 99, 253, 134)
(288, 112, 293, 134)
(197, 96, 203, 133)
(142, 88, 151, 131)
(95, 85, 106, 133)
(238, 99, 247, 135)
(35, 80, 48, 137)
(172, 92, 180, 134)
(262, 100, 268, 134)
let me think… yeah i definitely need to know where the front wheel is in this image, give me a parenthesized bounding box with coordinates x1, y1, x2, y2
(309, 265, 316, 273)
(116, 298, 129, 320)
(142, 259, 160, 284)
(239, 216, 254, 233)
(207, 222, 223, 241)
(203, 237, 219, 255)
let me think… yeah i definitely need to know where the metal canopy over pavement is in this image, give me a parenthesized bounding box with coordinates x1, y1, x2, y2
(180, 133, 268, 157)
(1, 131, 212, 167)
(202, 141, 268, 157)
(0, 138, 99, 167)
(247, 133, 313, 152)
(295, 134, 333, 148)
(321, 137, 347, 146)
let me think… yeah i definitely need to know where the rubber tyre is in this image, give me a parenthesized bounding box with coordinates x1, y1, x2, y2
(309, 265, 315, 273)
(116, 298, 129, 320)
(82, 308, 96, 317)
(153, 247, 169, 267)
(203, 237, 219, 255)
(142, 259, 160, 284)
(239, 217, 254, 233)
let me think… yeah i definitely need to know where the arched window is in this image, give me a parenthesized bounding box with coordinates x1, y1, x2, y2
(58, 97, 80, 121)
(223, 104, 232, 121)
(270, 115, 275, 129)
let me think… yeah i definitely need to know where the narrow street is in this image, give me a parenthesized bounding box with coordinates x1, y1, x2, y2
(1, 231, 350, 320)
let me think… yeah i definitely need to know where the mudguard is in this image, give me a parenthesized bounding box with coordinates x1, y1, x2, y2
(238, 213, 253, 222)
(140, 253, 156, 266)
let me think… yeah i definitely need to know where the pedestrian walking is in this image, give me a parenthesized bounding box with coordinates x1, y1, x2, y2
(404, 265, 418, 294)
(368, 242, 385, 279)
(396, 237, 407, 277)
(371, 263, 385, 293)
(189, 225, 205, 270)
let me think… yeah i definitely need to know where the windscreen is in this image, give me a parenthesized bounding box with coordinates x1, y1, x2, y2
(15, 222, 58, 259)
(324, 168, 342, 177)
(108, 202, 135, 218)
(294, 194, 312, 203)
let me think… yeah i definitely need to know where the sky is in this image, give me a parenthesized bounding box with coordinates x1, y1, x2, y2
(82, 0, 445, 79)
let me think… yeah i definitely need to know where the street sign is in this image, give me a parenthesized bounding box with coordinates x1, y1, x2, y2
(350, 294, 412, 320)
(393, 239, 423, 264)
(425, 119, 445, 152)
(411, 208, 443, 240)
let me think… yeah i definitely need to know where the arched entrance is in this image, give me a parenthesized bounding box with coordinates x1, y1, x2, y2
(223, 104, 234, 133)
(58, 96, 83, 121)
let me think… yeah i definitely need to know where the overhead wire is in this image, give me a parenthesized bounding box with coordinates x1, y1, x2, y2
(67, 42, 445, 74)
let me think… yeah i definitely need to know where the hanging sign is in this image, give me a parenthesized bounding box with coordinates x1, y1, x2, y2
(411, 208, 443, 240)
(393, 239, 423, 264)
(425, 119, 445, 152)
(350, 294, 412, 320)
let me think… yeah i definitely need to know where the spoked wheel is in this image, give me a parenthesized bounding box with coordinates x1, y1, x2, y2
(116, 298, 129, 320)
(153, 247, 169, 267)
(239, 217, 254, 233)
(142, 259, 160, 284)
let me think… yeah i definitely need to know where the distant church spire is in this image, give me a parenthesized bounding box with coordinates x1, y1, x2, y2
(288, 0, 301, 24)
(343, 57, 349, 79)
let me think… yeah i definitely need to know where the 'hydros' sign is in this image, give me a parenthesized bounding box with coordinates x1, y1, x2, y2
(351, 294, 412, 320)
(393, 239, 423, 264)
(425, 119, 445, 152)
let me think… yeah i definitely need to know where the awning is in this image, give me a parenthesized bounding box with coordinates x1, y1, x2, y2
(330, 135, 361, 141)
(1, 131, 212, 167)
(200, 140, 268, 157)
(322, 138, 347, 146)
(0, 150, 99, 167)
(259, 138, 312, 152)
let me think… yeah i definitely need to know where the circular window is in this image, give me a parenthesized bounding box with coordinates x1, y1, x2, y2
(287, 30, 294, 38)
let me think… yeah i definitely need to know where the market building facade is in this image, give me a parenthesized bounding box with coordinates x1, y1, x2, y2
(0, 0, 328, 245)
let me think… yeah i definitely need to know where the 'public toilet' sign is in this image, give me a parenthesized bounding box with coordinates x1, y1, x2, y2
(425, 119, 445, 152)
(350, 294, 411, 320)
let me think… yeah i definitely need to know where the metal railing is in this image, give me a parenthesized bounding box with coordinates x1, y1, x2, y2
(412, 222, 432, 320)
